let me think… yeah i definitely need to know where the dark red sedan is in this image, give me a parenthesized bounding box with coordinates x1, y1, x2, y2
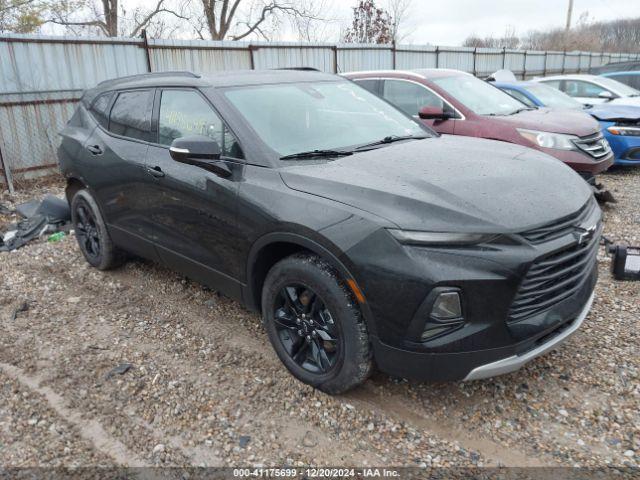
(345, 69, 614, 179)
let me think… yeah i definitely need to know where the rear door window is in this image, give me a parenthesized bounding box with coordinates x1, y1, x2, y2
(158, 89, 243, 159)
(382, 79, 444, 116)
(90, 92, 113, 128)
(109, 90, 154, 142)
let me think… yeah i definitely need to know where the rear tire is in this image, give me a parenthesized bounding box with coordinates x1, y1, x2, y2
(70, 189, 126, 270)
(262, 253, 372, 394)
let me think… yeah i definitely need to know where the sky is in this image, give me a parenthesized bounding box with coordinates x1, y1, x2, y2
(41, 0, 640, 46)
(295, 0, 640, 45)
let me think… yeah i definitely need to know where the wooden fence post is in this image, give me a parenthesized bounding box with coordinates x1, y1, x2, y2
(0, 143, 14, 194)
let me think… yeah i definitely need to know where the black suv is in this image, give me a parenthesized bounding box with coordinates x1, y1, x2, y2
(59, 70, 601, 394)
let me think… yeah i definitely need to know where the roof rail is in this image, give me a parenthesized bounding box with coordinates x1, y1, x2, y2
(96, 71, 200, 88)
(275, 67, 321, 72)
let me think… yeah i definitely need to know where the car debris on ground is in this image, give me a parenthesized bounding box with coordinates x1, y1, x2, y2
(0, 194, 71, 252)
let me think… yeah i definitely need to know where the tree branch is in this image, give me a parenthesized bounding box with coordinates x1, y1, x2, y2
(231, 3, 316, 41)
(129, 0, 190, 37)
(47, 18, 109, 36)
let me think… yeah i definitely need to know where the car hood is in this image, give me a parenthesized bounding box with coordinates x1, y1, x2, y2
(609, 97, 640, 107)
(587, 104, 640, 122)
(488, 108, 600, 136)
(280, 136, 592, 233)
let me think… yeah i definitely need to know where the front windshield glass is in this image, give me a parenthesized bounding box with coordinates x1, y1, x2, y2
(432, 74, 526, 115)
(595, 76, 640, 97)
(523, 84, 583, 109)
(223, 81, 428, 157)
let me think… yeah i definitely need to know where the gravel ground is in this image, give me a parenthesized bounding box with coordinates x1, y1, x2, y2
(0, 168, 638, 469)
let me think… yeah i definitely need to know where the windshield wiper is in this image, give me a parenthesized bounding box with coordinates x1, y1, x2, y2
(509, 107, 536, 115)
(353, 135, 429, 151)
(279, 149, 354, 160)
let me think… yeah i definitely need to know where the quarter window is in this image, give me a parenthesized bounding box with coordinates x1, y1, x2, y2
(541, 80, 562, 90)
(158, 89, 243, 159)
(382, 79, 444, 116)
(354, 79, 380, 95)
(109, 90, 153, 142)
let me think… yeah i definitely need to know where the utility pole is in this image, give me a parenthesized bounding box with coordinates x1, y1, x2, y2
(565, 0, 574, 31)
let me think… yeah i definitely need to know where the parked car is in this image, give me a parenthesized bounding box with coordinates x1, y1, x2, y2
(345, 69, 613, 182)
(590, 60, 640, 75)
(59, 70, 600, 394)
(494, 79, 640, 166)
(600, 71, 640, 91)
(532, 74, 640, 107)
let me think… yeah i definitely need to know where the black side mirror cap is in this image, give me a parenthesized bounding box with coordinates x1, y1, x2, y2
(169, 135, 231, 178)
(169, 135, 221, 162)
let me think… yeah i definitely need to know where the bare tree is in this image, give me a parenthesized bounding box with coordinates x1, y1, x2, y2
(386, 0, 412, 43)
(0, 0, 45, 32)
(463, 25, 520, 49)
(290, 0, 336, 42)
(196, 0, 322, 41)
(343, 0, 393, 44)
(520, 14, 640, 53)
(48, 0, 188, 37)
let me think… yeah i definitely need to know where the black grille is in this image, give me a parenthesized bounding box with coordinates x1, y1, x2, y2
(508, 229, 599, 323)
(521, 201, 595, 244)
(573, 132, 611, 159)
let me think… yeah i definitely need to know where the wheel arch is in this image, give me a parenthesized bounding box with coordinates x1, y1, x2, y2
(65, 176, 87, 205)
(244, 232, 375, 335)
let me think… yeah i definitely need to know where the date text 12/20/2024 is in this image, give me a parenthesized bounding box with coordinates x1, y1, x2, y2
(233, 468, 400, 477)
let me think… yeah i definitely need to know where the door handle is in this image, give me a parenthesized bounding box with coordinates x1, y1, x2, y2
(86, 144, 103, 155)
(146, 166, 165, 178)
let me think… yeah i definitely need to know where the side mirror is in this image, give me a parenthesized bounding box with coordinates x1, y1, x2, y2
(169, 135, 231, 178)
(597, 91, 615, 101)
(418, 105, 451, 120)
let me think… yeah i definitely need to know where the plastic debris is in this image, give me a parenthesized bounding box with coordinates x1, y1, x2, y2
(0, 195, 71, 252)
(105, 363, 133, 379)
(48, 232, 66, 243)
(10, 301, 29, 321)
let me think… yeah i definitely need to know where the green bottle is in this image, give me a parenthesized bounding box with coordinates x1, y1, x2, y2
(48, 232, 66, 242)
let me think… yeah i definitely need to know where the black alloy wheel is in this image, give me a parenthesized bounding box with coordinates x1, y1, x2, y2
(273, 284, 340, 374)
(74, 201, 101, 260)
(70, 189, 126, 270)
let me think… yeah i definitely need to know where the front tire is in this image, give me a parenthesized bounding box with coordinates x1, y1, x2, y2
(262, 253, 372, 394)
(70, 189, 125, 270)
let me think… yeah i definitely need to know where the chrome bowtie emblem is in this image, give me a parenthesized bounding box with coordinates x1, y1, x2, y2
(575, 225, 596, 245)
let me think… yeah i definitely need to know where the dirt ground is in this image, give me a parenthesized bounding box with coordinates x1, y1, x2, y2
(0, 169, 638, 470)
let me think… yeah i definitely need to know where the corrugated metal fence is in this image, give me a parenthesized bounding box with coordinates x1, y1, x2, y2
(1, 32, 639, 188)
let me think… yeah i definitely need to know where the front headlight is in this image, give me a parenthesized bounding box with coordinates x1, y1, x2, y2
(607, 126, 640, 137)
(517, 128, 578, 150)
(388, 229, 499, 246)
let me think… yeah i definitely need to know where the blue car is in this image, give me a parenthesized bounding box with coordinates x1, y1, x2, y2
(494, 80, 640, 166)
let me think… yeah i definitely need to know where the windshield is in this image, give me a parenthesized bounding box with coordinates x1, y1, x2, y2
(595, 76, 640, 97)
(522, 84, 583, 109)
(432, 74, 526, 115)
(223, 81, 428, 157)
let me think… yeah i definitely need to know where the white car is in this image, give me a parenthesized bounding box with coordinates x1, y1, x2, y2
(532, 74, 640, 107)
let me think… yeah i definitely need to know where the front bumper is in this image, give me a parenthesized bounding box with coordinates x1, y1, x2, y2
(347, 203, 601, 383)
(603, 126, 640, 165)
(543, 148, 614, 176)
(369, 264, 596, 382)
(464, 291, 593, 380)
